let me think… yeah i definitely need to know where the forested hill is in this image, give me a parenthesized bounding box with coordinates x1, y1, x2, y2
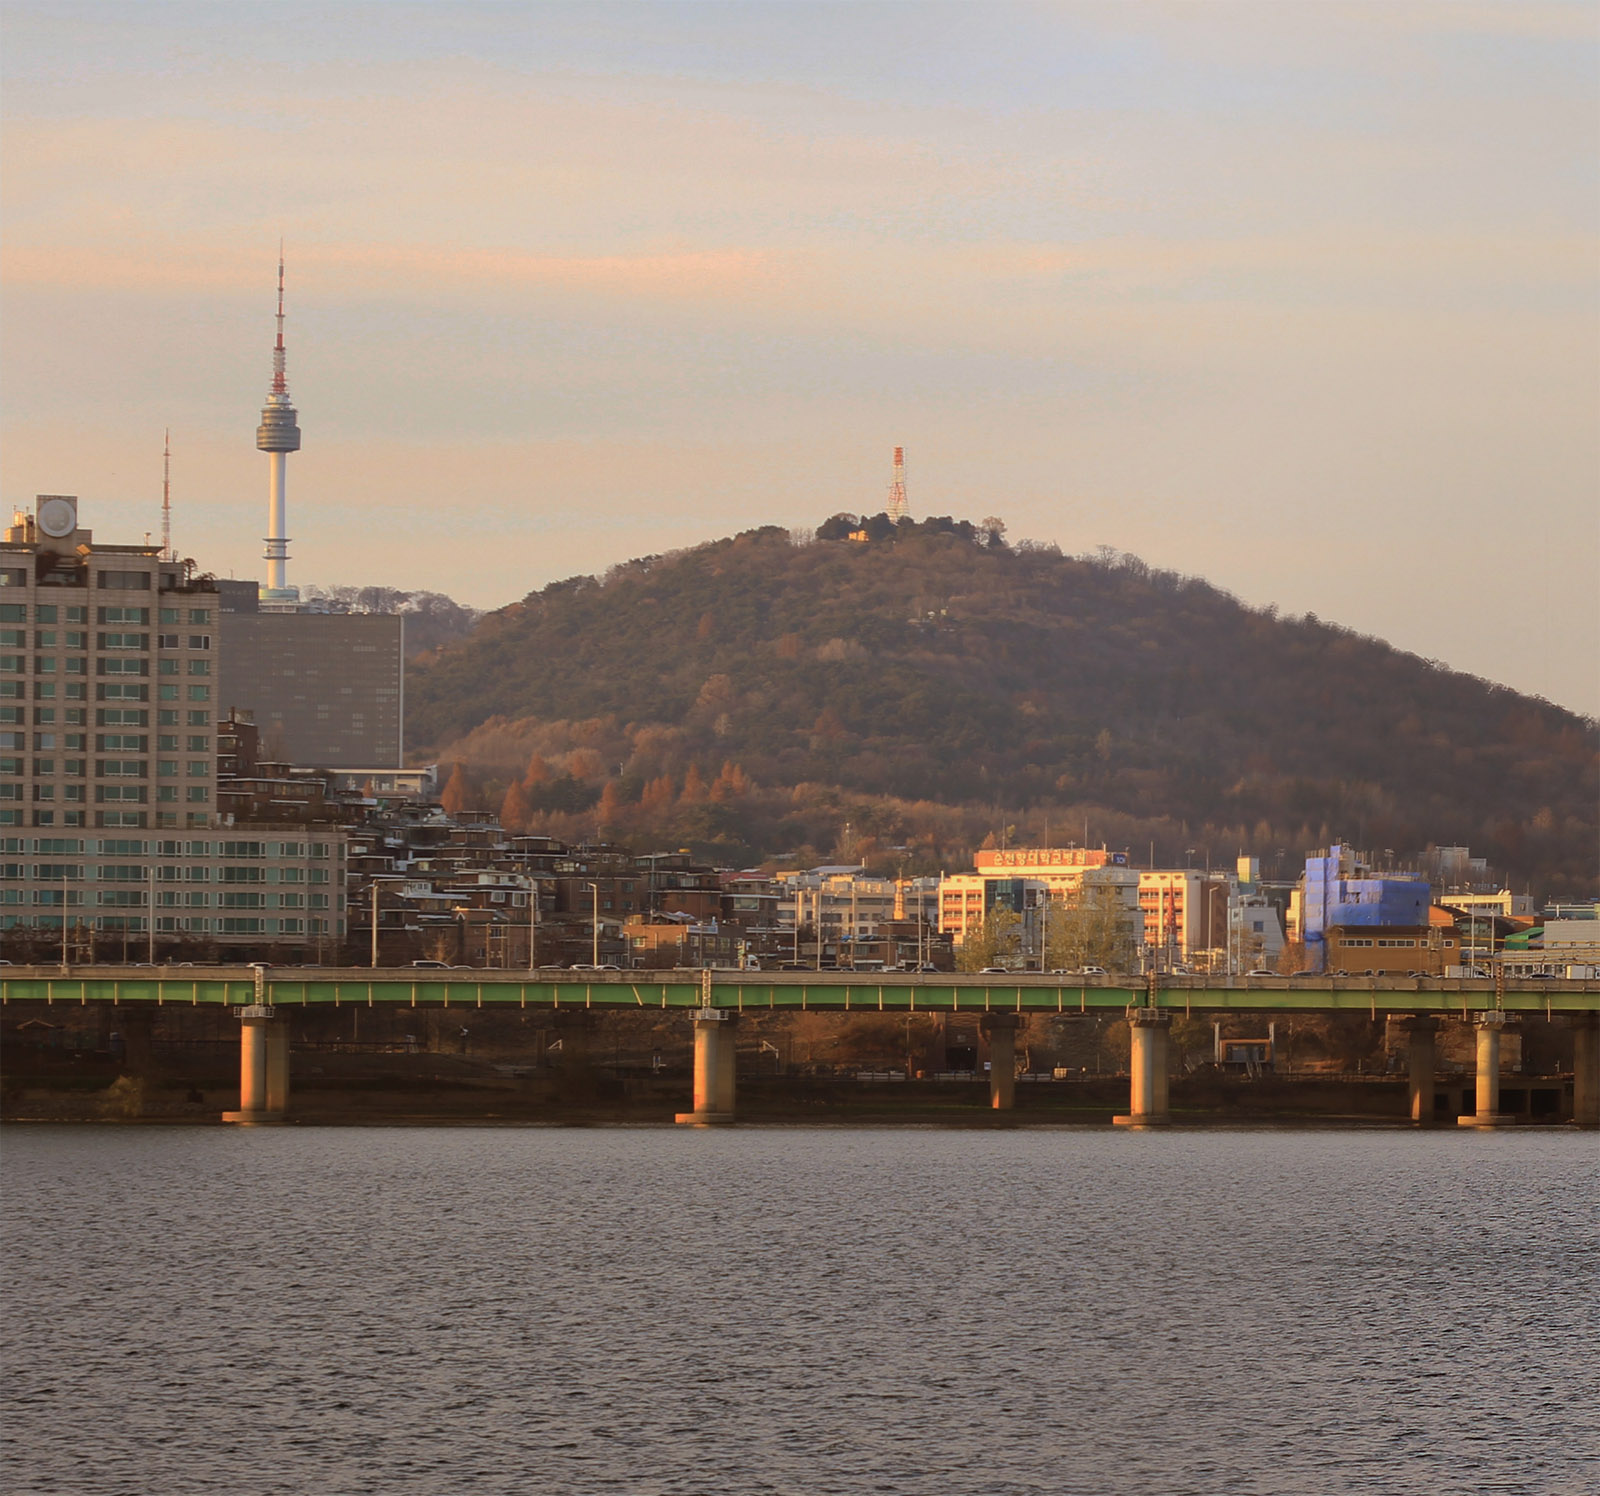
(403, 519, 1597, 892)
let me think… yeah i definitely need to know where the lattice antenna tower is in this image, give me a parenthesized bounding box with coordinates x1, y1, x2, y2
(887, 445, 908, 521)
(161, 428, 172, 560)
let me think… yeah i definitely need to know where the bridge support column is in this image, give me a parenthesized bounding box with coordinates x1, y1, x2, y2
(1572, 1014, 1599, 1129)
(223, 1005, 287, 1125)
(983, 1013, 1020, 1110)
(675, 1008, 737, 1126)
(1401, 1016, 1438, 1125)
(1458, 1012, 1513, 1128)
(1113, 1008, 1172, 1127)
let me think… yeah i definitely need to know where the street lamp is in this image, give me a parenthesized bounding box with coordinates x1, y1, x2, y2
(586, 881, 600, 967)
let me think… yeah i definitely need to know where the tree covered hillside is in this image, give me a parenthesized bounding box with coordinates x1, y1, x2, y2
(405, 520, 1597, 892)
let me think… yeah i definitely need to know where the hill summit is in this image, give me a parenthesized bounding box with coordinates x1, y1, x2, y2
(405, 516, 1596, 892)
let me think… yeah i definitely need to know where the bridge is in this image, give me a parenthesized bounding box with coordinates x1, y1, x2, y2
(5, 966, 1597, 1128)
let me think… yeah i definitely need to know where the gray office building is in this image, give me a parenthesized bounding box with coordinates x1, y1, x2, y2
(218, 593, 404, 769)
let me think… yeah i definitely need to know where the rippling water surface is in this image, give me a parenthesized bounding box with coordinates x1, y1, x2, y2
(3, 1125, 1597, 1495)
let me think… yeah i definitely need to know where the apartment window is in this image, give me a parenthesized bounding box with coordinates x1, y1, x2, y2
(97, 571, 150, 590)
(97, 633, 148, 651)
(96, 683, 148, 701)
(157, 786, 178, 802)
(97, 760, 147, 778)
(187, 710, 209, 727)
(95, 785, 147, 803)
(158, 660, 179, 676)
(33, 683, 56, 699)
(185, 735, 207, 752)
(187, 635, 210, 650)
(159, 685, 179, 701)
(185, 760, 209, 777)
(0, 631, 23, 648)
(0, 606, 23, 623)
(184, 786, 208, 803)
(186, 659, 210, 676)
(187, 686, 210, 702)
(98, 608, 149, 625)
(159, 609, 180, 625)
(220, 892, 265, 909)
(96, 735, 148, 752)
(188, 610, 210, 625)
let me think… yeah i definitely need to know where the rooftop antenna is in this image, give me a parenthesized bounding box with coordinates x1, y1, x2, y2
(887, 446, 908, 521)
(161, 428, 171, 560)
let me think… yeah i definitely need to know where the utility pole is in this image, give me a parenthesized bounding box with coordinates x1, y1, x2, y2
(816, 883, 824, 970)
(528, 874, 539, 971)
(147, 865, 155, 963)
(61, 871, 69, 968)
(587, 882, 600, 966)
(370, 880, 380, 968)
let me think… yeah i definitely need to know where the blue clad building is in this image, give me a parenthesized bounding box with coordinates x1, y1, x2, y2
(1301, 844, 1432, 973)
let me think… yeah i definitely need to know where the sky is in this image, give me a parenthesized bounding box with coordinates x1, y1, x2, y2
(2, 1, 1596, 714)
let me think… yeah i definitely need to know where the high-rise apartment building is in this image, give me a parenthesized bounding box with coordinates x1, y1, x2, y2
(1, 496, 347, 949)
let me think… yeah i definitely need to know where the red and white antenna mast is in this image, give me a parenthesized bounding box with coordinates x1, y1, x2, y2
(161, 428, 172, 560)
(887, 445, 908, 521)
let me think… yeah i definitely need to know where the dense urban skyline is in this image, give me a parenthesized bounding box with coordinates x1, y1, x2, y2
(1, 1, 1595, 713)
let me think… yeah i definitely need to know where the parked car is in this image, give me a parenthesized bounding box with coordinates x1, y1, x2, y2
(411, 959, 450, 968)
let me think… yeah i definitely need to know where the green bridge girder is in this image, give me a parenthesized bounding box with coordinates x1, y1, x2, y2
(3, 967, 1598, 1017)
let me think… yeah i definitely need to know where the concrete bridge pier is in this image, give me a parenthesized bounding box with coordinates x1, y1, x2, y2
(1401, 1016, 1439, 1125)
(675, 1008, 737, 1126)
(1113, 1008, 1172, 1127)
(1573, 1014, 1599, 1128)
(983, 1013, 1021, 1111)
(1457, 1012, 1513, 1128)
(222, 1005, 288, 1125)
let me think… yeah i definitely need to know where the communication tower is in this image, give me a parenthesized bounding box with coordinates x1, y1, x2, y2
(256, 247, 302, 609)
(887, 445, 909, 521)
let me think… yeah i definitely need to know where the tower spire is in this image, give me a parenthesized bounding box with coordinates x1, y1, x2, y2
(272, 241, 288, 396)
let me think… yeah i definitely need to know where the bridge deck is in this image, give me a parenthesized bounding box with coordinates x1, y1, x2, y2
(3, 967, 1597, 1015)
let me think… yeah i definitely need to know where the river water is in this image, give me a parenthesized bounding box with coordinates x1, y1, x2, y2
(3, 1125, 1597, 1496)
